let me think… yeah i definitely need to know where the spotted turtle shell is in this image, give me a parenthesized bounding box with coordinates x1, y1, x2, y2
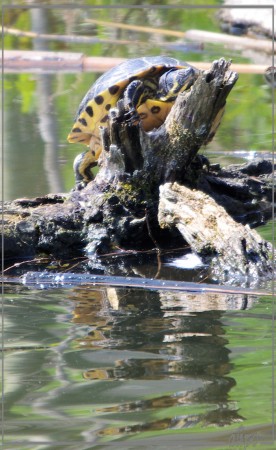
(67, 56, 192, 148)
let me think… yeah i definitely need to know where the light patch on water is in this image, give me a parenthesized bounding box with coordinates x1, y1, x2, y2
(165, 253, 204, 269)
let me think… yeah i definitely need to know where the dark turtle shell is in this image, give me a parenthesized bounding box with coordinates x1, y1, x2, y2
(67, 56, 193, 147)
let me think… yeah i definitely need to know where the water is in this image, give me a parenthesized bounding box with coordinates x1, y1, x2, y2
(2, 4, 275, 449)
(3, 279, 274, 449)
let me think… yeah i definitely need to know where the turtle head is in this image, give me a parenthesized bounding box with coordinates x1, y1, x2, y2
(158, 66, 199, 101)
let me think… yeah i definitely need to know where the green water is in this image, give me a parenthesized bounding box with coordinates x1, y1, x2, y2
(2, 2, 275, 449)
(2, 2, 273, 200)
(3, 281, 274, 449)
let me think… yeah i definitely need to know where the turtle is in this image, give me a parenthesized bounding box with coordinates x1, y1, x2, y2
(67, 56, 199, 185)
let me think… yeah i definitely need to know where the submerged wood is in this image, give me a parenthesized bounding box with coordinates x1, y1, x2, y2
(2, 58, 273, 283)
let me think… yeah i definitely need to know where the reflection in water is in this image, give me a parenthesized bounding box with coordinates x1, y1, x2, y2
(3, 4, 274, 446)
(68, 285, 250, 436)
(31, 8, 64, 194)
(3, 9, 65, 201)
(36, 74, 64, 193)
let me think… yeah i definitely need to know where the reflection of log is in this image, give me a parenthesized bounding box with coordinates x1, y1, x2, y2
(158, 291, 255, 312)
(2, 58, 273, 283)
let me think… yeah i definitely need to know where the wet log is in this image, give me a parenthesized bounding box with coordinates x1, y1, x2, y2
(2, 58, 273, 283)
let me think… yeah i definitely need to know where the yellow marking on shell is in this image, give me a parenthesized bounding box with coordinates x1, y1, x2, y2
(67, 62, 189, 172)
(66, 64, 181, 147)
(67, 84, 127, 147)
(137, 99, 174, 131)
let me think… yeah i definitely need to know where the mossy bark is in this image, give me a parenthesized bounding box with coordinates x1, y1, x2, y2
(2, 58, 273, 282)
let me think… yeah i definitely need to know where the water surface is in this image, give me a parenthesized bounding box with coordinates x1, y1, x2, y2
(2, 3, 274, 449)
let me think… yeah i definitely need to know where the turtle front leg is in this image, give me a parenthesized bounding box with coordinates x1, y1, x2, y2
(73, 151, 97, 189)
(121, 80, 145, 124)
(73, 134, 103, 189)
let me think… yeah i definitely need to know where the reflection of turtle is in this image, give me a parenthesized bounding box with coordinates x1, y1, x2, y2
(67, 56, 199, 184)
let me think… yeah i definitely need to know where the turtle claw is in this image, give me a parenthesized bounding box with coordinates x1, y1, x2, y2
(124, 108, 140, 125)
(67, 57, 199, 181)
(114, 101, 140, 126)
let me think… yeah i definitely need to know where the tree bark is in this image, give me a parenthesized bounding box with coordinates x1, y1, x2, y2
(2, 58, 273, 283)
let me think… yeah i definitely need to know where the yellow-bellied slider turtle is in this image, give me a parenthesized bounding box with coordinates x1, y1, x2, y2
(67, 56, 199, 184)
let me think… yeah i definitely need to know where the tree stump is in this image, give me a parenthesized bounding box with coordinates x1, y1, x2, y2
(2, 58, 273, 283)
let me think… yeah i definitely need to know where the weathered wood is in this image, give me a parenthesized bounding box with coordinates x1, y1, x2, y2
(3, 51, 269, 74)
(92, 58, 238, 186)
(87, 19, 274, 53)
(185, 29, 274, 53)
(198, 158, 273, 227)
(2, 160, 274, 279)
(218, 0, 275, 40)
(2, 58, 273, 283)
(158, 182, 272, 281)
(3, 50, 125, 73)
